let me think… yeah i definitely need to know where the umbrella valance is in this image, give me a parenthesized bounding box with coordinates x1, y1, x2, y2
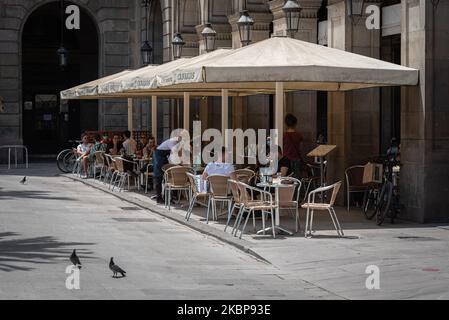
(60, 70, 133, 100)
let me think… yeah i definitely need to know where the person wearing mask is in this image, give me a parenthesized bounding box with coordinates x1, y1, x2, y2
(283, 113, 304, 178)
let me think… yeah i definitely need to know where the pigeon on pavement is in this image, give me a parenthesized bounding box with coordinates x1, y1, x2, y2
(70, 249, 82, 269)
(109, 257, 126, 278)
(19, 176, 26, 184)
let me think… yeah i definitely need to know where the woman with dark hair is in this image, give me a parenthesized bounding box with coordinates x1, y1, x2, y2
(283, 113, 304, 178)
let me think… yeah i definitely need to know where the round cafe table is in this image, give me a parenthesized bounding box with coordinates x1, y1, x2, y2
(256, 182, 294, 235)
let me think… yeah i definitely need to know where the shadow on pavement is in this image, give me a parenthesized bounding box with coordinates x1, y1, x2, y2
(0, 190, 78, 201)
(0, 232, 96, 272)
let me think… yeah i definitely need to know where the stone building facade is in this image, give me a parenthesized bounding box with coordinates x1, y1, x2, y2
(0, 0, 448, 223)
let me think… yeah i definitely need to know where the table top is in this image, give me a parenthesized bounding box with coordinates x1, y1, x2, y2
(307, 145, 337, 157)
(256, 182, 293, 188)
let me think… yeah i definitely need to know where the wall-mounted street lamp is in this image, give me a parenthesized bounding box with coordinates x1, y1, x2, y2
(237, 10, 254, 46)
(172, 33, 186, 60)
(201, 23, 217, 53)
(141, 0, 153, 66)
(346, 0, 365, 19)
(57, 0, 68, 69)
(282, 0, 302, 37)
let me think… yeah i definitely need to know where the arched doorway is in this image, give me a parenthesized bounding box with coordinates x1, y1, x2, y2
(22, 1, 99, 155)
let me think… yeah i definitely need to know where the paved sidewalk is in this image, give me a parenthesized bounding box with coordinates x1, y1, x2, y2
(66, 167, 449, 300)
(0, 162, 337, 300)
(2, 162, 449, 299)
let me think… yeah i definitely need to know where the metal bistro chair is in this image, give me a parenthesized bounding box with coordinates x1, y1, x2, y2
(278, 177, 302, 233)
(104, 154, 116, 187)
(301, 181, 344, 238)
(93, 151, 107, 181)
(206, 175, 233, 224)
(185, 172, 210, 221)
(163, 166, 191, 210)
(345, 165, 369, 212)
(301, 162, 326, 202)
(111, 157, 139, 192)
(224, 179, 244, 232)
(233, 181, 276, 239)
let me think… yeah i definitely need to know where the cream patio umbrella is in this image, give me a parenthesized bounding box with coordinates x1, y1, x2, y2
(153, 36, 419, 146)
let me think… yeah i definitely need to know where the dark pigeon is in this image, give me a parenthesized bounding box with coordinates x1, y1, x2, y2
(70, 249, 82, 269)
(19, 177, 26, 184)
(109, 257, 126, 278)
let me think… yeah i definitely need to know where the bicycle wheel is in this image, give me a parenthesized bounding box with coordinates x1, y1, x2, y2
(376, 182, 393, 226)
(56, 149, 72, 173)
(363, 188, 378, 220)
(63, 151, 77, 173)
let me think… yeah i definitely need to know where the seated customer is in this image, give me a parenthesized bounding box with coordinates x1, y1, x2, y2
(202, 147, 237, 180)
(75, 134, 91, 178)
(89, 134, 108, 161)
(137, 136, 148, 158)
(276, 146, 292, 177)
(122, 130, 137, 156)
(107, 134, 123, 156)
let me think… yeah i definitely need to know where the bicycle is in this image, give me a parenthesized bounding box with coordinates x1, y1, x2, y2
(363, 153, 402, 226)
(56, 140, 81, 173)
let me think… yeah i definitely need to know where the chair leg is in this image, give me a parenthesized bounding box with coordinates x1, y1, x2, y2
(234, 207, 246, 237)
(331, 207, 344, 237)
(206, 197, 212, 224)
(186, 194, 197, 221)
(304, 207, 310, 238)
(310, 209, 315, 235)
(252, 209, 256, 231)
(232, 206, 244, 236)
(328, 208, 340, 236)
(347, 190, 350, 212)
(224, 203, 235, 232)
(261, 210, 266, 235)
(270, 209, 276, 239)
(239, 209, 253, 239)
(295, 207, 299, 233)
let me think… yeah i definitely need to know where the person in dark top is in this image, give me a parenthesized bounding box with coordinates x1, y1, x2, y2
(283, 113, 304, 178)
(277, 146, 292, 177)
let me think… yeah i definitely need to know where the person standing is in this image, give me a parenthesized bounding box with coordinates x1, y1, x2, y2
(283, 113, 304, 178)
(152, 136, 182, 204)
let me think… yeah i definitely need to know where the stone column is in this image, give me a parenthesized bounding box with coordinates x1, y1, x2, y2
(326, 0, 381, 204)
(400, 0, 449, 222)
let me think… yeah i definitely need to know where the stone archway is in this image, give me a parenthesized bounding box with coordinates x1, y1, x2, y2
(21, 1, 99, 154)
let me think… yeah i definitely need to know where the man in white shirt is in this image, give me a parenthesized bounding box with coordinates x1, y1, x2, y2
(122, 130, 137, 156)
(153, 136, 183, 203)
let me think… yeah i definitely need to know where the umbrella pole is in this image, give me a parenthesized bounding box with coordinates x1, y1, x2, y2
(151, 96, 158, 142)
(222, 89, 229, 146)
(183, 92, 190, 132)
(127, 98, 133, 133)
(275, 82, 284, 149)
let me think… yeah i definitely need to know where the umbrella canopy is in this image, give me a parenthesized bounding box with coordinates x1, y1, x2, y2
(60, 70, 133, 100)
(156, 37, 419, 92)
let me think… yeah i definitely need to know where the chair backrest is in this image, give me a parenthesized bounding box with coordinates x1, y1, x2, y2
(228, 179, 241, 203)
(236, 181, 252, 206)
(329, 181, 342, 206)
(162, 163, 177, 172)
(94, 151, 105, 165)
(279, 177, 302, 203)
(207, 175, 229, 197)
(165, 166, 190, 187)
(186, 172, 199, 195)
(114, 157, 125, 173)
(234, 169, 255, 184)
(345, 165, 365, 188)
